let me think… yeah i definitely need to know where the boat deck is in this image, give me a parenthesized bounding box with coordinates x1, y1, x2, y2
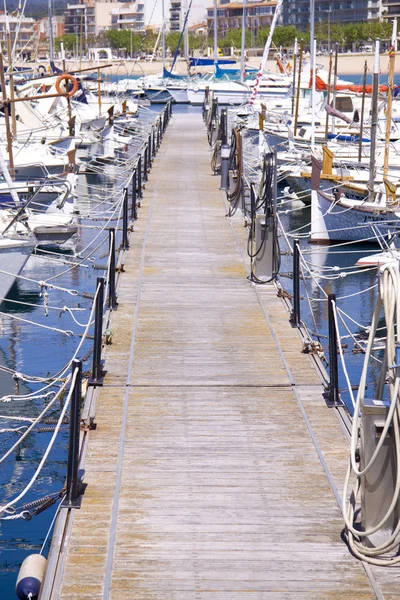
(48, 110, 399, 599)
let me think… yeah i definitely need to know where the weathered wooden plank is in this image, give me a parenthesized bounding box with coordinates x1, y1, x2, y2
(55, 111, 385, 600)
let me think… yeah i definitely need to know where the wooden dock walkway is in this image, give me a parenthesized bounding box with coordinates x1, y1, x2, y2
(49, 110, 398, 599)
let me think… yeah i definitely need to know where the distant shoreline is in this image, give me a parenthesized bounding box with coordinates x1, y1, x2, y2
(45, 52, 399, 78)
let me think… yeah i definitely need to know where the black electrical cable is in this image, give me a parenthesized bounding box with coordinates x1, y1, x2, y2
(247, 153, 281, 284)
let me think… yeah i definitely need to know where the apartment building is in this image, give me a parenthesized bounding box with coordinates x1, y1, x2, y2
(206, 0, 278, 39)
(282, 0, 381, 29)
(64, 0, 118, 39)
(0, 15, 35, 57)
(111, 2, 145, 32)
(382, 0, 400, 19)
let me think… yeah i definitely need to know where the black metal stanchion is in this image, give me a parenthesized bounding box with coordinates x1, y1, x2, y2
(148, 133, 152, 169)
(289, 239, 300, 327)
(132, 169, 137, 220)
(143, 144, 148, 182)
(63, 359, 83, 508)
(89, 277, 104, 387)
(152, 126, 156, 157)
(108, 228, 118, 310)
(122, 187, 129, 250)
(326, 293, 341, 407)
(137, 155, 142, 202)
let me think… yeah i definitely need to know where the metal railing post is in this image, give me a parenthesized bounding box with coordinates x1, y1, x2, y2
(290, 239, 300, 327)
(143, 143, 148, 182)
(148, 133, 152, 169)
(108, 228, 118, 310)
(327, 293, 341, 406)
(132, 168, 137, 220)
(122, 187, 129, 250)
(63, 359, 82, 508)
(152, 126, 156, 157)
(89, 277, 104, 387)
(137, 155, 142, 201)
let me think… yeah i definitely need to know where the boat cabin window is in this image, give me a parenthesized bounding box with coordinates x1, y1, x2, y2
(331, 96, 354, 113)
(298, 127, 307, 137)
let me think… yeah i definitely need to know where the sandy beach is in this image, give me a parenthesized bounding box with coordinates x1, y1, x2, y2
(58, 52, 399, 78)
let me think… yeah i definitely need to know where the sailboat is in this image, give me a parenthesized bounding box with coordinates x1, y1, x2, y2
(310, 38, 400, 247)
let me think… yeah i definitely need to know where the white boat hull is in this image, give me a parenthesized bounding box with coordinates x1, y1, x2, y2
(188, 87, 289, 106)
(0, 237, 34, 299)
(167, 87, 189, 103)
(311, 190, 400, 246)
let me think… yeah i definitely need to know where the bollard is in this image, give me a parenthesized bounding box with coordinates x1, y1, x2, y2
(132, 169, 137, 220)
(108, 228, 118, 310)
(89, 277, 104, 386)
(63, 359, 83, 508)
(137, 154, 142, 201)
(289, 239, 300, 327)
(326, 293, 341, 406)
(122, 187, 129, 250)
(152, 126, 156, 157)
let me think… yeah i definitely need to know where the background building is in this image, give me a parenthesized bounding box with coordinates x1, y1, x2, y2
(64, 0, 118, 40)
(207, 0, 278, 39)
(111, 2, 145, 32)
(0, 15, 36, 57)
(382, 0, 400, 20)
(146, 0, 209, 30)
(282, 0, 381, 29)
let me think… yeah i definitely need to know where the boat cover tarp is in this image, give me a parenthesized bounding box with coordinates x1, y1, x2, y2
(214, 64, 257, 80)
(163, 68, 188, 80)
(189, 58, 236, 67)
(310, 72, 399, 95)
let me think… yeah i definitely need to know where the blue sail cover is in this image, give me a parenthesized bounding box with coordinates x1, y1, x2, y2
(163, 68, 188, 80)
(189, 58, 236, 67)
(214, 64, 257, 80)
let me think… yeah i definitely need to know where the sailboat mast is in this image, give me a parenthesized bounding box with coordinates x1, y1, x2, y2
(213, 0, 218, 62)
(309, 0, 315, 83)
(358, 60, 367, 163)
(368, 39, 380, 199)
(183, 0, 189, 60)
(162, 0, 165, 70)
(291, 37, 298, 114)
(383, 19, 397, 178)
(311, 37, 316, 151)
(48, 0, 54, 62)
(240, 0, 247, 83)
(0, 51, 15, 182)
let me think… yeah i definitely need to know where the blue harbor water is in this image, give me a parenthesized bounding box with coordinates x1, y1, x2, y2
(0, 76, 393, 595)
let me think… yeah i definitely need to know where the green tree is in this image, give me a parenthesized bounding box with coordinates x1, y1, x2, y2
(104, 29, 143, 54)
(54, 34, 77, 52)
(166, 31, 183, 53)
(219, 28, 251, 49)
(273, 25, 298, 47)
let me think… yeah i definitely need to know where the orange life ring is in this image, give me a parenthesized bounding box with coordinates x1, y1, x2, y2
(55, 74, 79, 98)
